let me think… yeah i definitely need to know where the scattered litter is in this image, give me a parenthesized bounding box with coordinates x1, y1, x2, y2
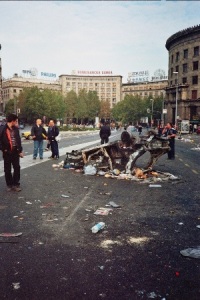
(12, 282, 20, 290)
(0, 232, 22, 237)
(61, 194, 70, 198)
(100, 239, 122, 248)
(13, 216, 18, 218)
(91, 222, 105, 233)
(98, 266, 105, 270)
(34, 199, 41, 203)
(149, 184, 162, 188)
(85, 209, 92, 212)
(84, 187, 88, 189)
(178, 222, 184, 225)
(99, 192, 111, 195)
(0, 205, 7, 209)
(196, 225, 200, 229)
(108, 201, 121, 208)
(147, 291, 158, 299)
(180, 246, 200, 258)
(40, 203, 54, 208)
(26, 201, 32, 205)
(97, 170, 106, 176)
(84, 165, 97, 175)
(94, 207, 113, 215)
(84, 214, 89, 221)
(112, 169, 120, 176)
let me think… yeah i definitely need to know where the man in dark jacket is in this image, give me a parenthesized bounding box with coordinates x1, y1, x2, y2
(99, 122, 111, 144)
(31, 119, 47, 160)
(0, 114, 24, 192)
(162, 122, 177, 159)
(47, 120, 59, 159)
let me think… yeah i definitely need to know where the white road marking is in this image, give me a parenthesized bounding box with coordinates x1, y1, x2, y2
(0, 139, 100, 178)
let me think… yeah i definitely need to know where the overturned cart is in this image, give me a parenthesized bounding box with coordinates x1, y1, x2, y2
(64, 130, 170, 174)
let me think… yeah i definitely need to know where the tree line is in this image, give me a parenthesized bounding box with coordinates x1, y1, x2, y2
(5, 86, 163, 125)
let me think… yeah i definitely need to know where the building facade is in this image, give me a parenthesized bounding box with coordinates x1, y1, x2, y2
(165, 24, 200, 125)
(2, 74, 61, 109)
(122, 80, 167, 99)
(59, 74, 122, 108)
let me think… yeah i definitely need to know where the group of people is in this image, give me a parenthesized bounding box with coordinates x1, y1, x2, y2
(0, 114, 60, 192)
(31, 118, 59, 160)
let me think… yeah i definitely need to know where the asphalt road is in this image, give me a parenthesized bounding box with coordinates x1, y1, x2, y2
(0, 131, 200, 300)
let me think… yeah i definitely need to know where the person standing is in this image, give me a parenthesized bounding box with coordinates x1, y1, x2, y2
(99, 121, 111, 144)
(47, 120, 59, 159)
(31, 119, 47, 160)
(0, 113, 24, 192)
(162, 122, 177, 160)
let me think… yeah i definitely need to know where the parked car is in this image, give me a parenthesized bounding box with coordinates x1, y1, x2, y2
(196, 126, 200, 134)
(21, 131, 32, 140)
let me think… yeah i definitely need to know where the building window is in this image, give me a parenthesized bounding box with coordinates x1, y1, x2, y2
(194, 46, 199, 57)
(13, 89, 16, 93)
(193, 61, 199, 71)
(192, 75, 198, 85)
(175, 65, 179, 72)
(183, 63, 188, 73)
(182, 77, 187, 84)
(171, 54, 174, 63)
(170, 68, 174, 77)
(176, 52, 180, 62)
(183, 49, 188, 59)
(192, 90, 197, 100)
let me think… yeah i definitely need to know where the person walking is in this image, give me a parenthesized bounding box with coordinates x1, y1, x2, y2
(47, 120, 59, 159)
(0, 113, 24, 192)
(99, 121, 111, 144)
(31, 119, 47, 160)
(162, 122, 177, 160)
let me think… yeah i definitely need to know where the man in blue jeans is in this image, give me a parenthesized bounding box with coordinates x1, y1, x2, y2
(31, 119, 47, 160)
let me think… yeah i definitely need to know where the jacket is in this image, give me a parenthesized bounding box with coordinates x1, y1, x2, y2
(99, 125, 111, 138)
(47, 126, 59, 141)
(31, 124, 47, 141)
(0, 124, 23, 153)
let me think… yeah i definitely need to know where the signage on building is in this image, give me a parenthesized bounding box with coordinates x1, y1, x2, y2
(22, 68, 56, 78)
(127, 70, 149, 83)
(151, 69, 168, 81)
(71, 70, 113, 75)
(22, 68, 38, 77)
(41, 72, 56, 78)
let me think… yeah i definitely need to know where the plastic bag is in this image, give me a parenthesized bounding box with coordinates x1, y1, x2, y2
(55, 134, 61, 142)
(84, 165, 97, 175)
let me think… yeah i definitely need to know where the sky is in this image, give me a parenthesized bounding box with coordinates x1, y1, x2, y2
(1, 0, 200, 83)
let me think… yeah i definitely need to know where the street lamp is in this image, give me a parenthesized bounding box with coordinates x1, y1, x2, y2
(173, 71, 178, 129)
(150, 98, 154, 127)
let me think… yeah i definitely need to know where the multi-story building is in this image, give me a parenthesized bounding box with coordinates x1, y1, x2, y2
(122, 80, 167, 99)
(2, 73, 122, 111)
(165, 24, 200, 125)
(2, 73, 61, 110)
(59, 74, 122, 108)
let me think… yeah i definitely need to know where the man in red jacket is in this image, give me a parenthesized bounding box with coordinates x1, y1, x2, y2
(0, 114, 24, 191)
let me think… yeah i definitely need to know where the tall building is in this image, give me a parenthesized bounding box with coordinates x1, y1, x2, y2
(59, 74, 122, 108)
(165, 24, 200, 125)
(122, 80, 167, 99)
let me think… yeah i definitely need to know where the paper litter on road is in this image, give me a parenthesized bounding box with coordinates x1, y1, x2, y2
(94, 207, 113, 215)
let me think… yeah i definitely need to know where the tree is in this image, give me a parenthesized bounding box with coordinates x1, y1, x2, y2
(64, 90, 78, 123)
(4, 99, 15, 115)
(99, 100, 111, 120)
(86, 91, 101, 120)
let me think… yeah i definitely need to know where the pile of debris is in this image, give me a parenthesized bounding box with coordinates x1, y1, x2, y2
(53, 130, 180, 183)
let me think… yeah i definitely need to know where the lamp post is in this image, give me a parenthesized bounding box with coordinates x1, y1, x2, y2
(173, 71, 178, 129)
(150, 98, 154, 128)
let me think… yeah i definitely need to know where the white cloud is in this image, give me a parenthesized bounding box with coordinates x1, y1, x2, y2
(1, 1, 200, 82)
